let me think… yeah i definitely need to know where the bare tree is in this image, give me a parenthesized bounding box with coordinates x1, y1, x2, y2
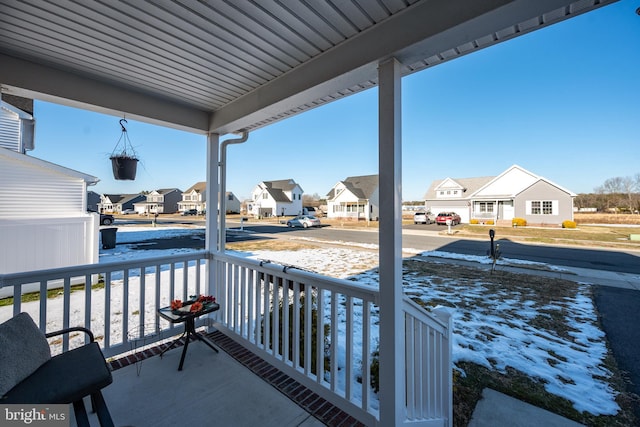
(621, 176, 637, 214)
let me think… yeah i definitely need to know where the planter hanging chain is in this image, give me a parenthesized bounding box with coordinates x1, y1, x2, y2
(110, 118, 138, 159)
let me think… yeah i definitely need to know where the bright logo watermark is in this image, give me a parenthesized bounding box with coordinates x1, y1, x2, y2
(1, 405, 68, 426)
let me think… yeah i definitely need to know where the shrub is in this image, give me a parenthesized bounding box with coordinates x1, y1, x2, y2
(562, 220, 577, 229)
(470, 219, 479, 224)
(512, 218, 527, 227)
(485, 220, 494, 225)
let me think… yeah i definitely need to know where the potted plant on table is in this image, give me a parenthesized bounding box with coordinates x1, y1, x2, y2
(110, 118, 139, 180)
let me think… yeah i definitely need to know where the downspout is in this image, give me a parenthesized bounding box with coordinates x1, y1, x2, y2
(219, 131, 249, 252)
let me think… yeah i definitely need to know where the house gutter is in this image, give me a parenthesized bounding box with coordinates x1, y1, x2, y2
(219, 131, 249, 251)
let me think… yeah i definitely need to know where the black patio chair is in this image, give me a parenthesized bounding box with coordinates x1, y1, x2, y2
(0, 312, 114, 427)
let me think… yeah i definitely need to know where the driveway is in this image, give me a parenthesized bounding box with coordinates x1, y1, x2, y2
(593, 286, 640, 420)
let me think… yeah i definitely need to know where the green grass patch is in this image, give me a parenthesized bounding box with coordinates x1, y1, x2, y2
(0, 278, 105, 307)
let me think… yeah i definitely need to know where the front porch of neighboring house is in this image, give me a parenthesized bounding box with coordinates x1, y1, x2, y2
(331, 201, 372, 221)
(0, 250, 452, 426)
(471, 200, 515, 226)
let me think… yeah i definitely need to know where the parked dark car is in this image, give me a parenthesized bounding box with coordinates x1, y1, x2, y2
(99, 213, 114, 225)
(182, 209, 198, 216)
(435, 212, 461, 225)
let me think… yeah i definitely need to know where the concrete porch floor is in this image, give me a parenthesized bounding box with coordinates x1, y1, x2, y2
(76, 330, 362, 427)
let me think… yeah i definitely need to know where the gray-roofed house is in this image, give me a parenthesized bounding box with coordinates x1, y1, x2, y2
(98, 193, 146, 214)
(133, 188, 182, 214)
(424, 165, 576, 226)
(248, 179, 303, 217)
(326, 174, 379, 221)
(178, 181, 207, 214)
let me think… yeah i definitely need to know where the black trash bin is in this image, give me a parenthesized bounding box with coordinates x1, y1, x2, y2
(100, 227, 118, 249)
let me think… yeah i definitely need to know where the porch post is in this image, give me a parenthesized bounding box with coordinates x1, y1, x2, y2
(378, 58, 404, 427)
(205, 133, 220, 300)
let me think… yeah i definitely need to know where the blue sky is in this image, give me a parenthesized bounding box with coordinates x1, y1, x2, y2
(31, 1, 639, 202)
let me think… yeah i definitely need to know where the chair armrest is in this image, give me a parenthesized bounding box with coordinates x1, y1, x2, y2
(45, 327, 95, 343)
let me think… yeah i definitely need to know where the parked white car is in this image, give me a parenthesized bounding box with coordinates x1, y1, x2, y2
(414, 211, 435, 224)
(286, 215, 321, 228)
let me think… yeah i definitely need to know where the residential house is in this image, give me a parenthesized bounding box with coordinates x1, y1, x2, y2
(133, 188, 182, 214)
(87, 190, 101, 212)
(99, 193, 146, 213)
(0, 98, 100, 280)
(178, 181, 207, 213)
(223, 191, 241, 214)
(424, 165, 576, 226)
(326, 174, 379, 221)
(178, 181, 241, 214)
(248, 179, 303, 217)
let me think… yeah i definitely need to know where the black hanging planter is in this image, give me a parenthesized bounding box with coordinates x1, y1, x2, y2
(110, 118, 139, 181)
(110, 156, 138, 180)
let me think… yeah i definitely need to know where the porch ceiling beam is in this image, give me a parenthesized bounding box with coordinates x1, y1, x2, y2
(0, 53, 210, 134)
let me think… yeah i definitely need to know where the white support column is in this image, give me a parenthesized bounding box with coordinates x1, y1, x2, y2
(205, 133, 220, 300)
(378, 58, 404, 427)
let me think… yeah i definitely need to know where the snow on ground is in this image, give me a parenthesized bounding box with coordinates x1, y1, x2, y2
(1, 226, 619, 416)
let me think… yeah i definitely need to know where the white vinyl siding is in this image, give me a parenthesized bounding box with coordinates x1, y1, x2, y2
(0, 155, 86, 218)
(0, 108, 21, 152)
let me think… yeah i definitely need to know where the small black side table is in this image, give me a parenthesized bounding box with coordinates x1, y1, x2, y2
(157, 302, 220, 371)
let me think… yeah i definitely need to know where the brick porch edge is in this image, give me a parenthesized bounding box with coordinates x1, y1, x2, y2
(109, 329, 366, 427)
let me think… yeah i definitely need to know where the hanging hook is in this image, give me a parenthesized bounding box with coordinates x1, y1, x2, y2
(119, 118, 128, 132)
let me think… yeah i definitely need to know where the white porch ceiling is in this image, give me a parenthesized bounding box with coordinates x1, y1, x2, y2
(0, 0, 615, 135)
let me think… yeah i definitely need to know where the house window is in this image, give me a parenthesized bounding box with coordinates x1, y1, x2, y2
(228, 194, 233, 200)
(446, 190, 451, 195)
(453, 190, 458, 195)
(439, 191, 444, 196)
(478, 202, 494, 213)
(528, 200, 557, 215)
(262, 193, 268, 199)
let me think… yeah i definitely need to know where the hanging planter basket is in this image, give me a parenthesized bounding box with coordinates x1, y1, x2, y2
(110, 155, 138, 180)
(110, 118, 139, 180)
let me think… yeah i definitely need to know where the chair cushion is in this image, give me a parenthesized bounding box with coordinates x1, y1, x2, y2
(0, 313, 51, 396)
(3, 342, 112, 404)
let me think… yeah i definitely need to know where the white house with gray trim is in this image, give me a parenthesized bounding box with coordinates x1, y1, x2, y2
(424, 165, 575, 226)
(326, 174, 379, 221)
(248, 179, 303, 217)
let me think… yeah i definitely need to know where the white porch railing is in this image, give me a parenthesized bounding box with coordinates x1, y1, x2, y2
(403, 297, 453, 426)
(0, 251, 452, 426)
(0, 251, 208, 358)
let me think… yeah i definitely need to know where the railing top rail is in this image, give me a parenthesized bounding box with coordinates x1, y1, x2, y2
(402, 296, 450, 332)
(0, 250, 208, 288)
(215, 252, 379, 303)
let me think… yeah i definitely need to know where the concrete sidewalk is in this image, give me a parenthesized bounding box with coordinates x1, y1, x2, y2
(469, 389, 586, 427)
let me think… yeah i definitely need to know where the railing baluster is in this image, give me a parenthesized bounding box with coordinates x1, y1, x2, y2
(282, 279, 290, 363)
(122, 268, 129, 346)
(292, 281, 300, 369)
(345, 295, 353, 401)
(316, 288, 324, 384)
(85, 273, 92, 343)
(104, 271, 111, 349)
(330, 291, 338, 391)
(304, 283, 311, 376)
